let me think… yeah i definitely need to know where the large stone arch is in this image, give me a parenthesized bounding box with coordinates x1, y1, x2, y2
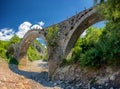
(47, 7, 105, 78)
(11, 7, 105, 78)
(13, 29, 48, 67)
(63, 8, 104, 58)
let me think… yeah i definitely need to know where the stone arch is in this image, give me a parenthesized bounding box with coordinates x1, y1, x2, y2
(63, 8, 104, 57)
(11, 7, 105, 78)
(45, 7, 105, 78)
(14, 29, 48, 66)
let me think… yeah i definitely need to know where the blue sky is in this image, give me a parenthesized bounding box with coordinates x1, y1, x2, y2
(0, 0, 102, 29)
(0, 0, 105, 42)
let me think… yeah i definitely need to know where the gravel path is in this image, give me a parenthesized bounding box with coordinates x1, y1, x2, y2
(0, 60, 62, 89)
(1, 59, 120, 89)
(1, 60, 80, 89)
(8, 60, 90, 89)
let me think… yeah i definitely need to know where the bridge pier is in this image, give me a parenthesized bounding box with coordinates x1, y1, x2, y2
(13, 49, 28, 69)
(18, 56, 28, 69)
(47, 46, 63, 79)
(48, 60, 61, 79)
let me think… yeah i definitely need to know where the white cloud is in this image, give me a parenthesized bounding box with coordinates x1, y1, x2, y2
(38, 21, 44, 27)
(0, 21, 44, 41)
(0, 28, 15, 41)
(31, 24, 42, 29)
(0, 32, 2, 36)
(1, 29, 14, 34)
(16, 21, 32, 38)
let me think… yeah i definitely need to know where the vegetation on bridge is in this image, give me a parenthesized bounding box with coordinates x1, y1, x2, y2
(46, 25, 60, 47)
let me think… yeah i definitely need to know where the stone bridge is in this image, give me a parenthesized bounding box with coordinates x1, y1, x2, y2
(10, 7, 104, 78)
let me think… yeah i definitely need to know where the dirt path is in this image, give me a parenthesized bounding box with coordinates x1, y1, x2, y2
(1, 59, 120, 89)
(0, 60, 61, 89)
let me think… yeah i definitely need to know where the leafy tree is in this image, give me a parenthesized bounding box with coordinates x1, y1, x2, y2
(9, 35, 21, 44)
(95, 0, 120, 23)
(0, 40, 9, 60)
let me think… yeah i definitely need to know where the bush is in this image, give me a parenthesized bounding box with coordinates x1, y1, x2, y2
(27, 44, 43, 61)
(80, 48, 102, 67)
(46, 25, 59, 47)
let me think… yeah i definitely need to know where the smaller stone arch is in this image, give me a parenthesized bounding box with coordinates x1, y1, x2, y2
(13, 28, 48, 67)
(63, 8, 104, 58)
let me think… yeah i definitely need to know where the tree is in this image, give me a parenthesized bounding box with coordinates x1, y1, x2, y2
(9, 35, 21, 44)
(95, 0, 120, 23)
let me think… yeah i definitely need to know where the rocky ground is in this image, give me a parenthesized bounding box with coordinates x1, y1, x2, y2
(0, 59, 87, 89)
(53, 64, 120, 89)
(0, 59, 120, 89)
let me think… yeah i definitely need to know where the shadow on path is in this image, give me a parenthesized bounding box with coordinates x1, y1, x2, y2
(8, 62, 56, 88)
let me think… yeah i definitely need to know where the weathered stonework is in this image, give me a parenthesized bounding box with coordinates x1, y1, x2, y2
(52, 64, 120, 88)
(10, 7, 104, 78)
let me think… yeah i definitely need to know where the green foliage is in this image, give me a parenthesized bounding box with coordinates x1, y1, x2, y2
(62, 0, 120, 67)
(72, 44, 82, 63)
(64, 24, 120, 67)
(0, 39, 19, 65)
(28, 40, 47, 61)
(85, 27, 103, 45)
(46, 25, 60, 47)
(0, 35, 21, 62)
(0, 40, 9, 60)
(9, 35, 21, 44)
(96, 24, 120, 65)
(27, 43, 43, 61)
(9, 57, 18, 65)
(62, 57, 77, 66)
(75, 27, 103, 67)
(0, 35, 47, 63)
(80, 48, 102, 67)
(96, 0, 120, 23)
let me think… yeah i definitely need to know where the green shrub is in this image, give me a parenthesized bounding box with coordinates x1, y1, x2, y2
(27, 45, 40, 61)
(80, 48, 102, 67)
(46, 25, 60, 47)
(9, 57, 18, 65)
